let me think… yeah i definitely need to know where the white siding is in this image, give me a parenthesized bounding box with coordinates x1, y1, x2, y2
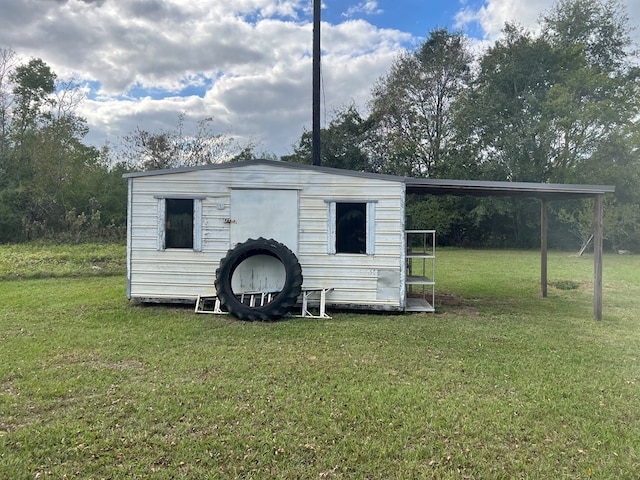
(127, 163, 405, 309)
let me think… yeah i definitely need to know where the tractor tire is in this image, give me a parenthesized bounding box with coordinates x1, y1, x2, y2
(215, 237, 303, 321)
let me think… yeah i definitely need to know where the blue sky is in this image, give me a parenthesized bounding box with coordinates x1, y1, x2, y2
(323, 0, 466, 34)
(0, 0, 638, 158)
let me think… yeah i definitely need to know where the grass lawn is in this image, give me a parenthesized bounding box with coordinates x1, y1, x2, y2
(1, 244, 638, 478)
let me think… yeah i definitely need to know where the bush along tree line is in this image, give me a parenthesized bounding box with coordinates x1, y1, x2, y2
(285, 0, 640, 252)
(1, 0, 638, 251)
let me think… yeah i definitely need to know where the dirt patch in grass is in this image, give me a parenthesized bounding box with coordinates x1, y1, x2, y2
(435, 293, 480, 315)
(48, 351, 146, 372)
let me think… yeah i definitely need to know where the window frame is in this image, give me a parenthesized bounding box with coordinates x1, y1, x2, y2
(156, 196, 204, 251)
(326, 199, 376, 255)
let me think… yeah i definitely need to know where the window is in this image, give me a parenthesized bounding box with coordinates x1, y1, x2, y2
(327, 200, 376, 255)
(157, 197, 203, 251)
(336, 203, 366, 253)
(166, 199, 193, 249)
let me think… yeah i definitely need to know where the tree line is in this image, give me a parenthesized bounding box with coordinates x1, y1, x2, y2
(284, 0, 640, 251)
(0, 50, 254, 243)
(0, 0, 638, 251)
(0, 50, 130, 243)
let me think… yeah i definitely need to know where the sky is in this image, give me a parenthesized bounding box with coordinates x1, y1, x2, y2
(1, 0, 639, 158)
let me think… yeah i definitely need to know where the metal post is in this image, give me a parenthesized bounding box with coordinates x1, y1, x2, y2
(594, 194, 604, 320)
(541, 199, 548, 298)
(312, 0, 321, 166)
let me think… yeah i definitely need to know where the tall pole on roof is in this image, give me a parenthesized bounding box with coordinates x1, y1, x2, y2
(312, 0, 321, 166)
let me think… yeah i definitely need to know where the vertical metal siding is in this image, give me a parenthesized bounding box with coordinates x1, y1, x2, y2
(126, 178, 133, 299)
(128, 164, 405, 307)
(399, 183, 407, 309)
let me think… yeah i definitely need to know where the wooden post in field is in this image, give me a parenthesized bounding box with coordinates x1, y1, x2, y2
(541, 199, 548, 298)
(594, 194, 604, 320)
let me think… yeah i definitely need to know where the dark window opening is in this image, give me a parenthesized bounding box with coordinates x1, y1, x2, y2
(336, 202, 366, 254)
(166, 199, 193, 249)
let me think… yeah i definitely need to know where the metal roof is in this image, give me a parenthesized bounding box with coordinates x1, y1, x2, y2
(404, 177, 614, 200)
(122, 158, 403, 181)
(123, 159, 615, 200)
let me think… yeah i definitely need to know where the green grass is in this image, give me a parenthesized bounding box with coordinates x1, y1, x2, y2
(1, 245, 639, 478)
(0, 242, 126, 280)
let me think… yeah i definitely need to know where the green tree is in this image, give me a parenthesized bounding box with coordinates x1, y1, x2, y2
(282, 104, 372, 171)
(541, 0, 640, 250)
(72, 148, 130, 242)
(4, 57, 56, 193)
(440, 25, 565, 247)
(368, 28, 472, 177)
(0, 53, 122, 243)
(450, 0, 639, 249)
(456, 23, 563, 183)
(540, 0, 639, 181)
(11, 58, 56, 134)
(0, 56, 58, 240)
(543, 0, 631, 72)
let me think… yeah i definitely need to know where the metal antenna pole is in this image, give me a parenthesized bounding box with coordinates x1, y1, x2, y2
(312, 0, 321, 166)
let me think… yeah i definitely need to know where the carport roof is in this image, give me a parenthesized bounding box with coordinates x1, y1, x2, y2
(404, 177, 615, 200)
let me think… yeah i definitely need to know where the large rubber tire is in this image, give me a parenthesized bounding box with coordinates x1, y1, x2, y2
(215, 238, 303, 321)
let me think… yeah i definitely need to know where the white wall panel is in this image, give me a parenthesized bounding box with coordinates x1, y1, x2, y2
(127, 162, 406, 309)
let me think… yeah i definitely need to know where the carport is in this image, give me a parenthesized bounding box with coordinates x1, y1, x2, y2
(404, 178, 615, 320)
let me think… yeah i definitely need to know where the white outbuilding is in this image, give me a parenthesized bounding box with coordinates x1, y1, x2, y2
(124, 159, 614, 320)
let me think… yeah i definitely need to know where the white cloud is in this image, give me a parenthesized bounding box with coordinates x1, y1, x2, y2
(342, 1, 383, 19)
(455, 0, 549, 40)
(455, 0, 639, 45)
(1, 0, 637, 158)
(0, 0, 406, 155)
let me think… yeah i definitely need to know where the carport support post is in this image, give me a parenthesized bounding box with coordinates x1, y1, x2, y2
(541, 199, 548, 298)
(594, 194, 604, 320)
